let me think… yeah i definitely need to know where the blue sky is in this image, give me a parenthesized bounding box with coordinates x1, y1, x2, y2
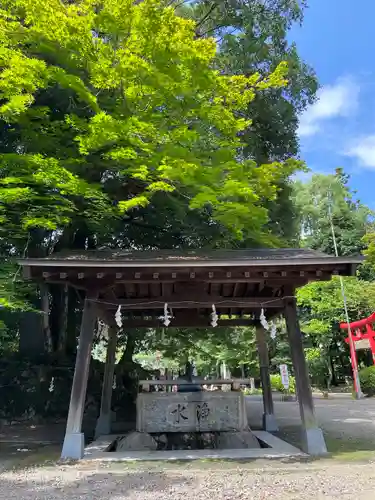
(290, 0, 375, 208)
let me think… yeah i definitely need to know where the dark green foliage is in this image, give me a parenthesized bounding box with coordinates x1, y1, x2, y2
(0, 359, 75, 422)
(305, 347, 330, 390)
(0, 355, 150, 423)
(359, 366, 375, 397)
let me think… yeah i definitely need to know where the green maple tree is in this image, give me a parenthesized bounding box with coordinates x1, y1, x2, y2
(0, 0, 301, 246)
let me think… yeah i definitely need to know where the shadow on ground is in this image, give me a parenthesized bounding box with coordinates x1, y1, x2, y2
(0, 469, 193, 499)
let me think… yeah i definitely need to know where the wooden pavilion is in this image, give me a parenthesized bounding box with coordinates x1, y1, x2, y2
(19, 248, 362, 459)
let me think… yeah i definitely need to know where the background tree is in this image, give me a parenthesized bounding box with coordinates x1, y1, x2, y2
(0, 0, 301, 357)
(0, 0, 332, 421)
(179, 0, 317, 244)
(297, 277, 375, 385)
(363, 233, 375, 270)
(294, 168, 374, 256)
(134, 325, 259, 378)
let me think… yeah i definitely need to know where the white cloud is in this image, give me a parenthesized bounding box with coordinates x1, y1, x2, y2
(298, 78, 359, 137)
(346, 135, 375, 169)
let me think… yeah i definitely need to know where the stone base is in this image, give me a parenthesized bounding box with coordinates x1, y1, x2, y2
(216, 431, 260, 450)
(262, 413, 279, 432)
(95, 414, 111, 439)
(301, 427, 328, 456)
(84, 430, 306, 461)
(61, 432, 85, 460)
(116, 432, 157, 452)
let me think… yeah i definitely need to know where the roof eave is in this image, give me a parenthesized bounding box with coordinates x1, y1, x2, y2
(17, 256, 364, 269)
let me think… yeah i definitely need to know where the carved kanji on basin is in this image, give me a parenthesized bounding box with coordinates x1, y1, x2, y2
(136, 392, 248, 433)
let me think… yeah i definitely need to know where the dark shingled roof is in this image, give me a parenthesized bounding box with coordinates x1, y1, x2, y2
(38, 247, 329, 261)
(18, 247, 363, 267)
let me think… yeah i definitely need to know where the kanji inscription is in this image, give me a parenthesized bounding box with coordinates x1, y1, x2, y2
(137, 392, 246, 433)
(171, 403, 189, 424)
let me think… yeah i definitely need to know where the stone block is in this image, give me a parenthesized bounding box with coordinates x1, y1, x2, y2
(217, 431, 261, 450)
(116, 432, 157, 452)
(137, 391, 248, 433)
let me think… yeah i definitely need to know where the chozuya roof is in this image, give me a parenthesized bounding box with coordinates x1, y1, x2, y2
(18, 247, 363, 268)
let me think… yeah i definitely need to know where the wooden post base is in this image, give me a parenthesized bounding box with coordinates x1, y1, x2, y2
(61, 432, 85, 460)
(284, 297, 328, 456)
(262, 413, 279, 432)
(302, 427, 328, 455)
(95, 414, 111, 438)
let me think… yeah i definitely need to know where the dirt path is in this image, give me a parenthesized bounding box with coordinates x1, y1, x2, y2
(1, 460, 375, 499)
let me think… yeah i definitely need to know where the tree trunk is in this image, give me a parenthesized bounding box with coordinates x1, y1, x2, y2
(41, 283, 53, 353)
(49, 285, 62, 352)
(19, 311, 46, 358)
(330, 356, 337, 386)
(57, 284, 69, 354)
(66, 287, 80, 356)
(119, 331, 136, 365)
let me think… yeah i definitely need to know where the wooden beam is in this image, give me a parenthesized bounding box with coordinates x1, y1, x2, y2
(99, 296, 284, 309)
(284, 297, 327, 455)
(96, 304, 117, 328)
(255, 325, 278, 431)
(139, 378, 252, 387)
(22, 265, 32, 279)
(61, 291, 98, 459)
(95, 326, 117, 438)
(122, 317, 262, 330)
(30, 267, 333, 284)
(116, 314, 283, 328)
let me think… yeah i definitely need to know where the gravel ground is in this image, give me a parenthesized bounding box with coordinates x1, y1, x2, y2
(1, 460, 375, 499)
(1, 396, 375, 498)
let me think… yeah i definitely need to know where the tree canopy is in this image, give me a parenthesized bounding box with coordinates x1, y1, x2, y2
(294, 168, 374, 256)
(5, 1, 371, 396)
(0, 0, 301, 252)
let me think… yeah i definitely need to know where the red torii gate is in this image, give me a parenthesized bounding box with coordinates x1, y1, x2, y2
(340, 312, 375, 391)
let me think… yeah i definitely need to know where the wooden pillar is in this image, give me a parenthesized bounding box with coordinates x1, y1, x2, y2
(95, 325, 117, 438)
(61, 292, 98, 459)
(284, 297, 327, 455)
(255, 325, 278, 432)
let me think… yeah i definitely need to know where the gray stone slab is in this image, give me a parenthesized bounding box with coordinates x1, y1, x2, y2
(253, 431, 305, 455)
(85, 431, 306, 461)
(85, 448, 305, 462)
(136, 391, 248, 433)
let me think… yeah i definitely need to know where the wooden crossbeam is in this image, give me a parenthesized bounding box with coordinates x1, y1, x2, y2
(138, 379, 251, 387)
(33, 269, 332, 284)
(99, 296, 283, 309)
(119, 318, 261, 328)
